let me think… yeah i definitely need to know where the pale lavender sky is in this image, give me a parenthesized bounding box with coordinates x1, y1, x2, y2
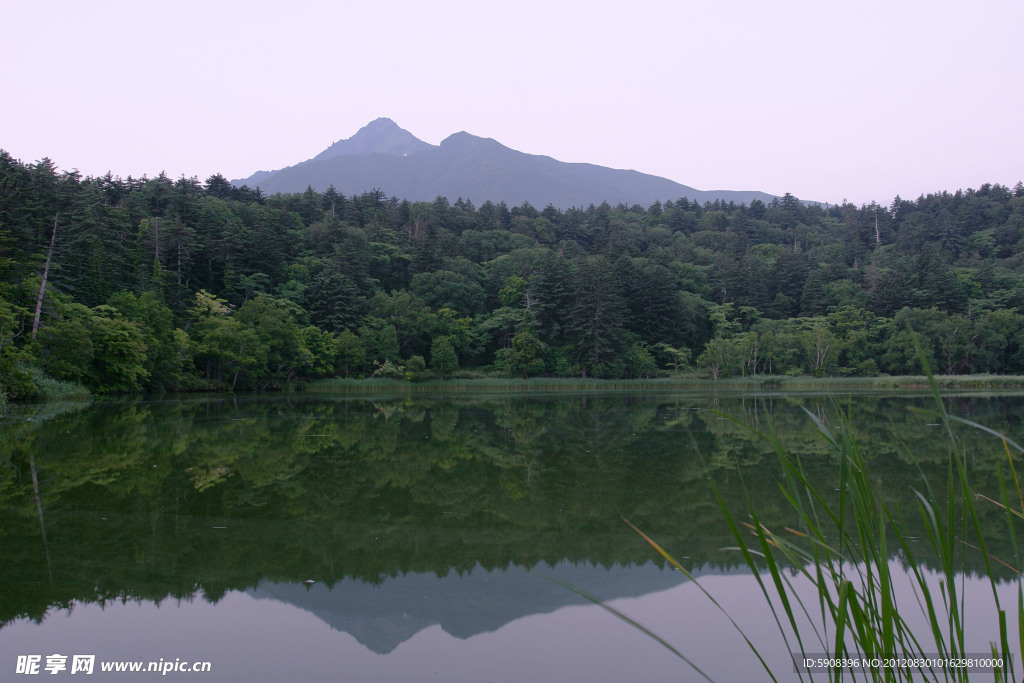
(3, 0, 1021, 206)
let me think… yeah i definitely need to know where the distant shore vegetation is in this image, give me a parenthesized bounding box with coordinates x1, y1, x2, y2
(2, 150, 1023, 399)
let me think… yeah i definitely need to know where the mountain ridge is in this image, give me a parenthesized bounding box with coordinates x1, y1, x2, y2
(233, 119, 784, 208)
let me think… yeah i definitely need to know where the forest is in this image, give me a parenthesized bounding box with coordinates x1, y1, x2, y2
(1, 149, 1023, 398)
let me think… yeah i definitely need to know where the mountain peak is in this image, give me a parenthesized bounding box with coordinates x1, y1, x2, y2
(440, 131, 506, 151)
(361, 117, 400, 132)
(312, 118, 435, 162)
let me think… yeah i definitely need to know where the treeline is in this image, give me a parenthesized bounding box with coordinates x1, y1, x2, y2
(1, 149, 1023, 396)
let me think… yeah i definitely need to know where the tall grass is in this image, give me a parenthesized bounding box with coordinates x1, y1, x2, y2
(304, 376, 724, 394)
(25, 366, 91, 401)
(11, 364, 92, 402)
(608, 357, 1024, 681)
(304, 374, 1024, 396)
(871, 374, 1024, 390)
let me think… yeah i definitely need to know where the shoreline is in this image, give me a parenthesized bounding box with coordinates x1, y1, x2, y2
(301, 374, 1024, 395)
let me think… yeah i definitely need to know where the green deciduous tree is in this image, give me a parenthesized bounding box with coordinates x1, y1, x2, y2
(365, 290, 436, 357)
(235, 295, 307, 389)
(499, 321, 544, 378)
(335, 329, 366, 378)
(430, 336, 459, 379)
(623, 342, 657, 378)
(411, 270, 486, 317)
(85, 305, 150, 393)
(188, 290, 259, 389)
(108, 290, 189, 390)
(359, 321, 400, 366)
(697, 337, 739, 381)
(798, 320, 838, 377)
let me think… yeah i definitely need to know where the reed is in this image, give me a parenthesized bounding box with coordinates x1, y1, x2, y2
(604, 354, 1024, 681)
(21, 365, 91, 402)
(303, 376, 727, 394)
(303, 374, 1024, 397)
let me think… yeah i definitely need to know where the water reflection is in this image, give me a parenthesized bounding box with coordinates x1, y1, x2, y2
(248, 560, 711, 653)
(2, 390, 1023, 679)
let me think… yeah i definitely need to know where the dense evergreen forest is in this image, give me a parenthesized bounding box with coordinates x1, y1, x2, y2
(1, 149, 1023, 398)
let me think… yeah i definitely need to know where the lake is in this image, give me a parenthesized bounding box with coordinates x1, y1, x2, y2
(2, 389, 1022, 681)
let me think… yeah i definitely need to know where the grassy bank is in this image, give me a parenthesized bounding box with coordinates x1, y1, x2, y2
(2, 365, 92, 405)
(302, 374, 1024, 395)
(304, 376, 712, 394)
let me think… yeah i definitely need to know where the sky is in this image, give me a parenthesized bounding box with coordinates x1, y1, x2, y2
(2, 0, 1022, 206)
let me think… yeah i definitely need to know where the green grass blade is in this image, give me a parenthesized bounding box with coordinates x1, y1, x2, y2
(548, 576, 717, 682)
(624, 516, 781, 681)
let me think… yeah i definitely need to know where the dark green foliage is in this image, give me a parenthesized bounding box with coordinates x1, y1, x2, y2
(107, 290, 188, 390)
(334, 329, 366, 378)
(430, 336, 459, 379)
(84, 305, 150, 392)
(530, 252, 573, 345)
(568, 256, 627, 376)
(1, 148, 1022, 393)
(305, 267, 362, 332)
(359, 321, 400, 366)
(233, 295, 308, 389)
(411, 270, 486, 317)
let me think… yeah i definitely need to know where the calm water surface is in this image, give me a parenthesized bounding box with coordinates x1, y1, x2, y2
(2, 389, 1022, 681)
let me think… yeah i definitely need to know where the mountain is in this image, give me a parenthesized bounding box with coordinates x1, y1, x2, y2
(247, 560, 747, 654)
(233, 119, 782, 208)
